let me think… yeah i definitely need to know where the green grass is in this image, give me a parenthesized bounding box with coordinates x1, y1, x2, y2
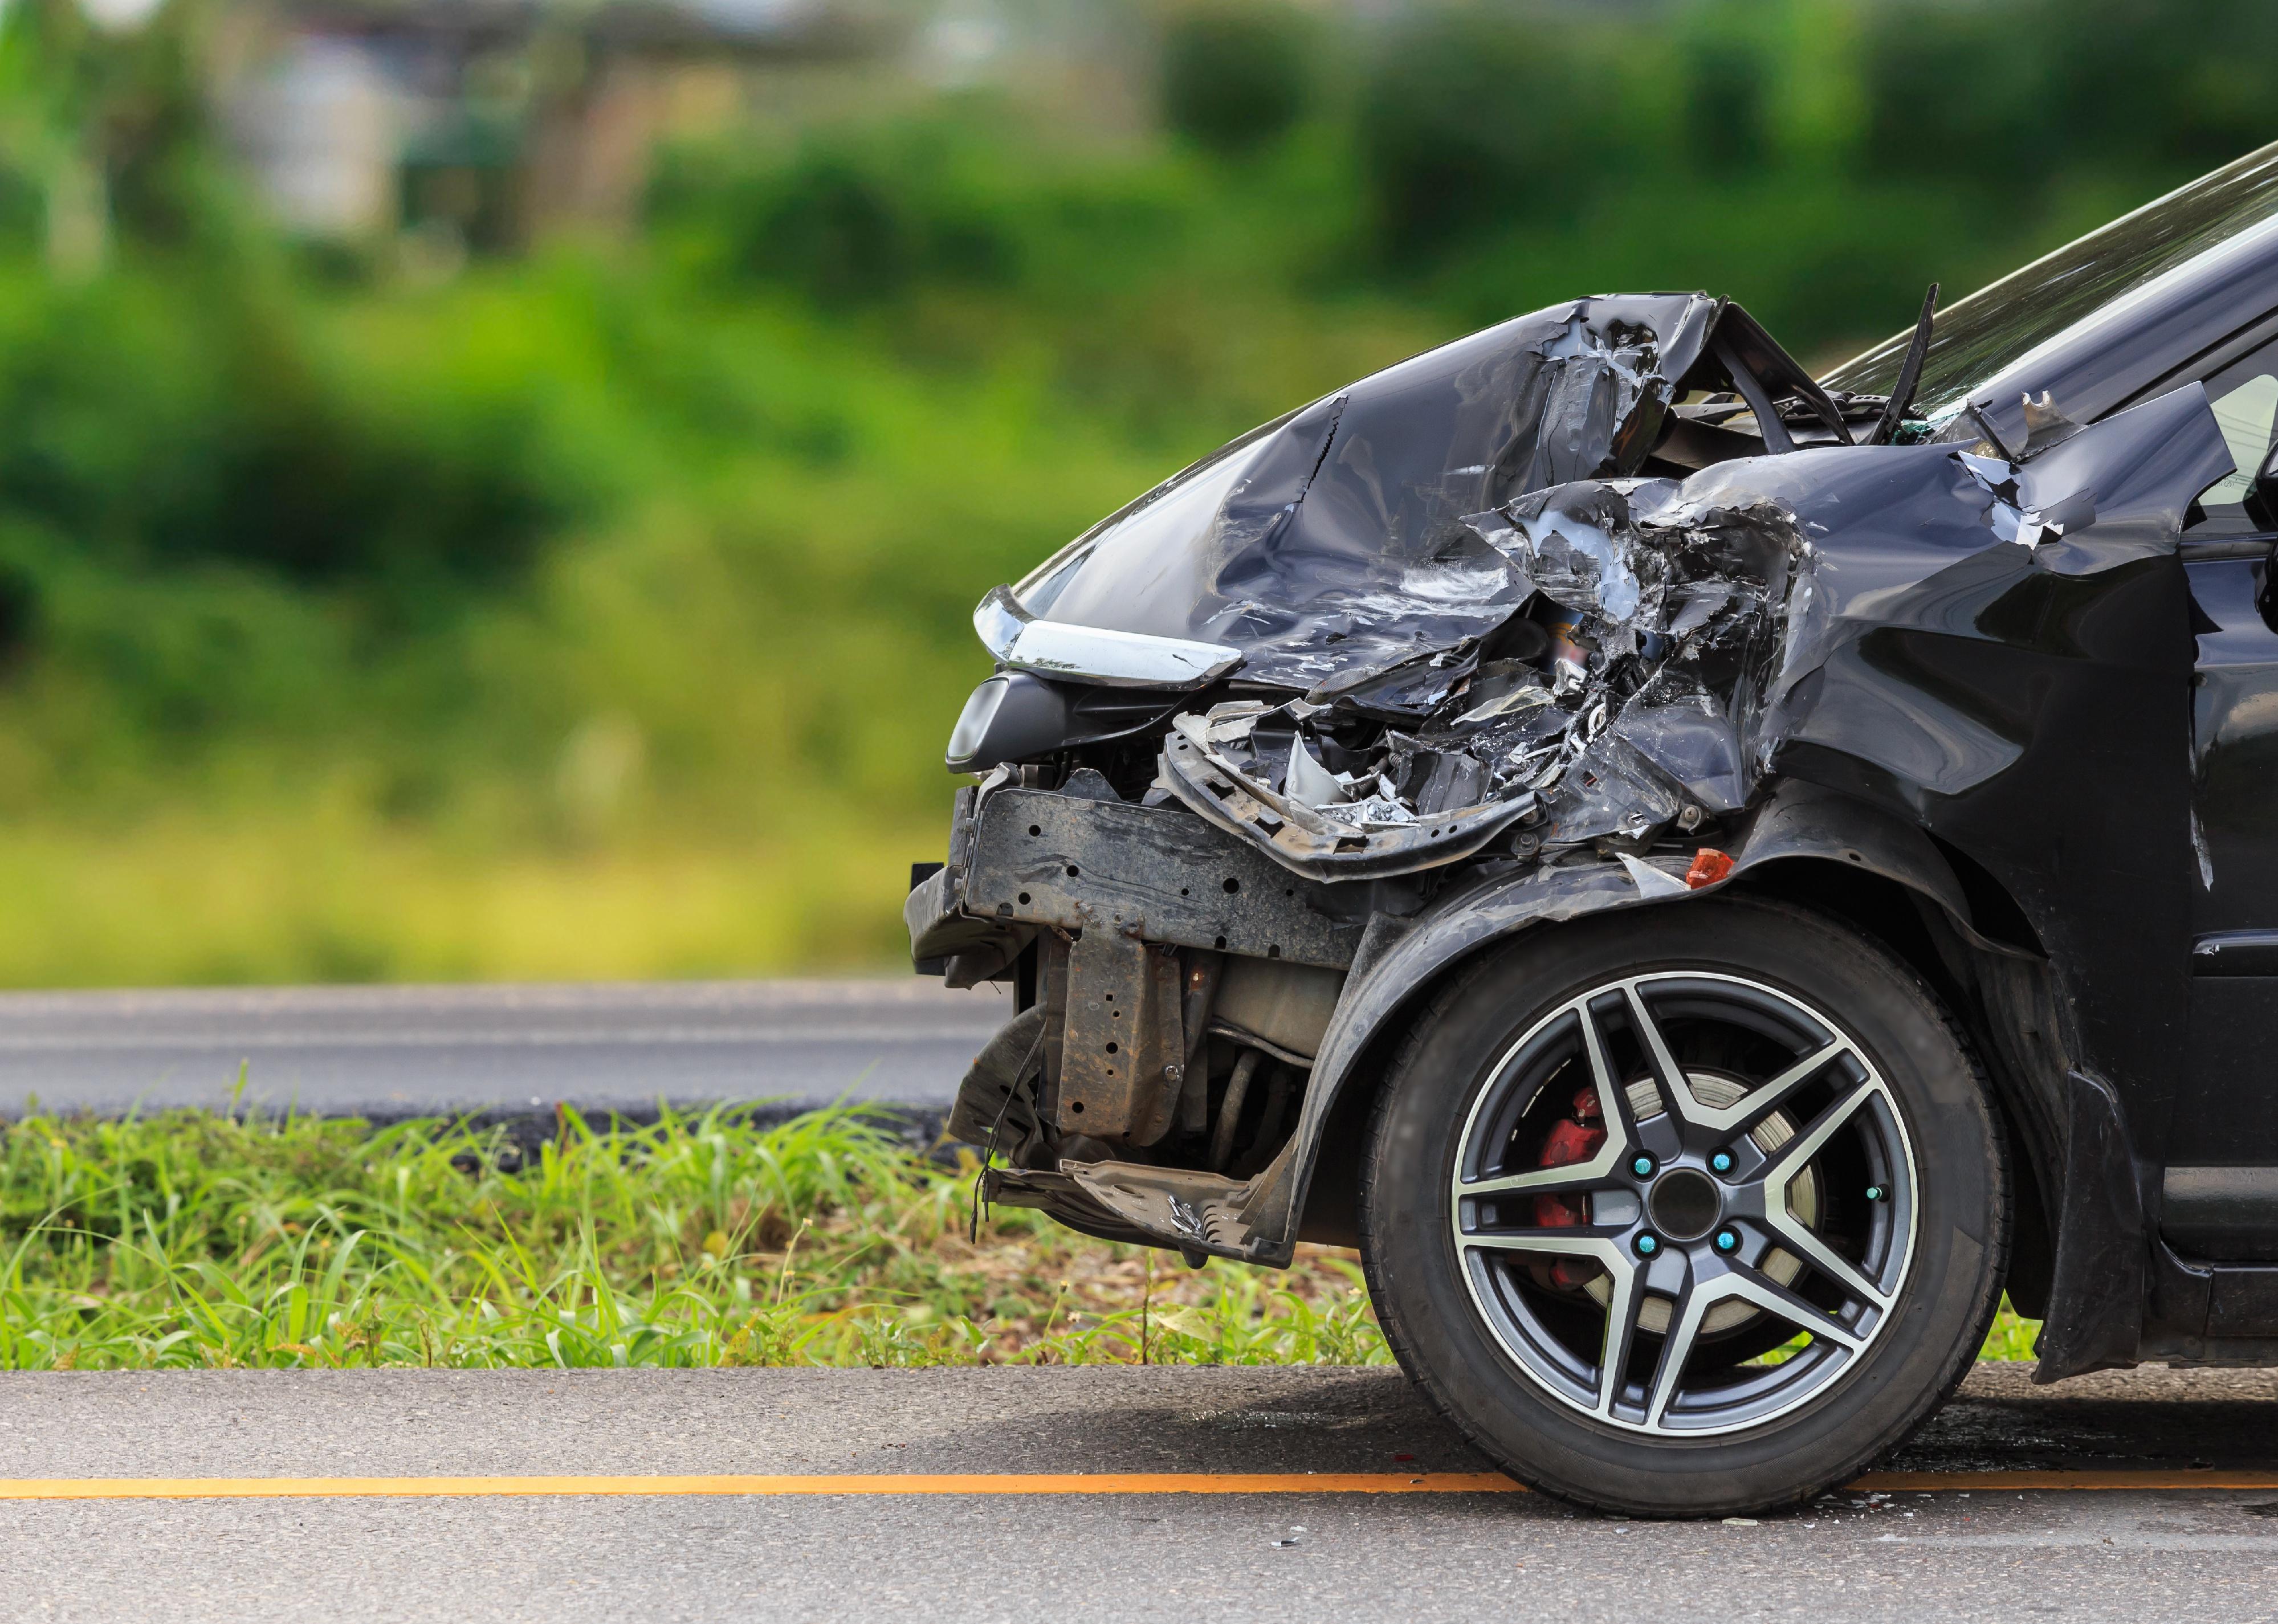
(1979, 1300, 2043, 1362)
(0, 1102, 2039, 1372)
(0, 1102, 1387, 1370)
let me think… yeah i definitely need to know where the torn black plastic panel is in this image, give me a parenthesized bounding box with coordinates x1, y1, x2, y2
(2033, 1070, 2153, 1381)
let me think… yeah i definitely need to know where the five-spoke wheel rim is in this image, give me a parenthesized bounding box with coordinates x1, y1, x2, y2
(1449, 972, 1918, 1437)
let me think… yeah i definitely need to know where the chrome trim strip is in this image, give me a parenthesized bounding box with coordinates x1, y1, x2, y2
(972, 586, 1243, 690)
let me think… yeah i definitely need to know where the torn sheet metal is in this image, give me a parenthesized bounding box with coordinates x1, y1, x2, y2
(1157, 709, 1538, 881)
(1145, 466, 1809, 874)
(1003, 295, 1727, 692)
(1139, 380, 2230, 888)
(997, 304, 2227, 887)
(1750, 383, 2232, 797)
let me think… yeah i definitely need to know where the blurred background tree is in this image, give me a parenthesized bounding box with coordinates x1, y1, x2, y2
(1159, 2, 1318, 158)
(0, 0, 2264, 986)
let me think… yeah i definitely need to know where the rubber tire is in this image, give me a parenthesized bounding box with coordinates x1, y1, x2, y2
(1358, 895, 2009, 1519)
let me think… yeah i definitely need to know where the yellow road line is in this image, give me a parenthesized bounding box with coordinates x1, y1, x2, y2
(0, 1469, 2274, 1501)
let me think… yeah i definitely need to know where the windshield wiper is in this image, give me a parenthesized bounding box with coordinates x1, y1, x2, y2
(1865, 284, 1939, 447)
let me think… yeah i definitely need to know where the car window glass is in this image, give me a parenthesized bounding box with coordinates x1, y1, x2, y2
(2181, 334, 2278, 535)
(2204, 373, 2278, 508)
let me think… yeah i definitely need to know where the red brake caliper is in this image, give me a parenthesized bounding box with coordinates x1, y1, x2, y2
(1533, 1083, 1605, 1290)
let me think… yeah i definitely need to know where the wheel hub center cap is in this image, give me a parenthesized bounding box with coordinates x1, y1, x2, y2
(1648, 1168, 1721, 1242)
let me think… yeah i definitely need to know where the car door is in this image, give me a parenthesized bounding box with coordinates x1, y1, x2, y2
(2174, 336, 2278, 1259)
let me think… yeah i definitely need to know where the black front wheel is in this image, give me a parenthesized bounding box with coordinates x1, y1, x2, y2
(1358, 896, 2008, 1518)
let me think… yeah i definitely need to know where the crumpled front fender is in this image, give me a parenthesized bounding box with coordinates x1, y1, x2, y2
(1240, 780, 2019, 1252)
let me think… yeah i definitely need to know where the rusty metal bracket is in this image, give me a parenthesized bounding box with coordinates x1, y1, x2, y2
(963, 789, 1363, 970)
(1058, 927, 1185, 1145)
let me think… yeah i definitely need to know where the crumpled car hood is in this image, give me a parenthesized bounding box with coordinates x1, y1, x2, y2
(971, 294, 2236, 884)
(1001, 293, 1726, 691)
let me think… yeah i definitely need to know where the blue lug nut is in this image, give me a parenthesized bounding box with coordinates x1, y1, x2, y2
(1714, 1229, 1739, 1252)
(1711, 1151, 1734, 1174)
(1635, 1233, 1659, 1256)
(1631, 1155, 1654, 1178)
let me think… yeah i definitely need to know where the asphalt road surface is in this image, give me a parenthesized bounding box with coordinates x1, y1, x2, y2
(0, 979, 1011, 1121)
(2, 1363, 2274, 1622)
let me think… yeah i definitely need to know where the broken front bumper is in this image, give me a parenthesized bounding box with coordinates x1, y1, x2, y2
(908, 780, 1370, 1263)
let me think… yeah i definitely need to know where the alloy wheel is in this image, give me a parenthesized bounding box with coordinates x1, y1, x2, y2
(1448, 972, 1918, 1437)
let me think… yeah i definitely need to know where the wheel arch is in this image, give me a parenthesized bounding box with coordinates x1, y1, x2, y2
(1280, 785, 2060, 1324)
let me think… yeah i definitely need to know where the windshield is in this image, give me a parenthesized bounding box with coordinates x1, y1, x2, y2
(1821, 140, 2278, 422)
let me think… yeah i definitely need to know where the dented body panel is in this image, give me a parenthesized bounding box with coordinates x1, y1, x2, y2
(1009, 295, 1726, 694)
(914, 142, 2278, 1383)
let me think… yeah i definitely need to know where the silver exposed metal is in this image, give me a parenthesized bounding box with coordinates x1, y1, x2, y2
(973, 586, 1242, 690)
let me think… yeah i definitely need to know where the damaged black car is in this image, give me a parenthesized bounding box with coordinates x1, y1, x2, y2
(907, 140, 2278, 1517)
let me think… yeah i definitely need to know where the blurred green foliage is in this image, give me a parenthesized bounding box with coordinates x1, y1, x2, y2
(0, 0, 2265, 985)
(1159, 2, 1320, 158)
